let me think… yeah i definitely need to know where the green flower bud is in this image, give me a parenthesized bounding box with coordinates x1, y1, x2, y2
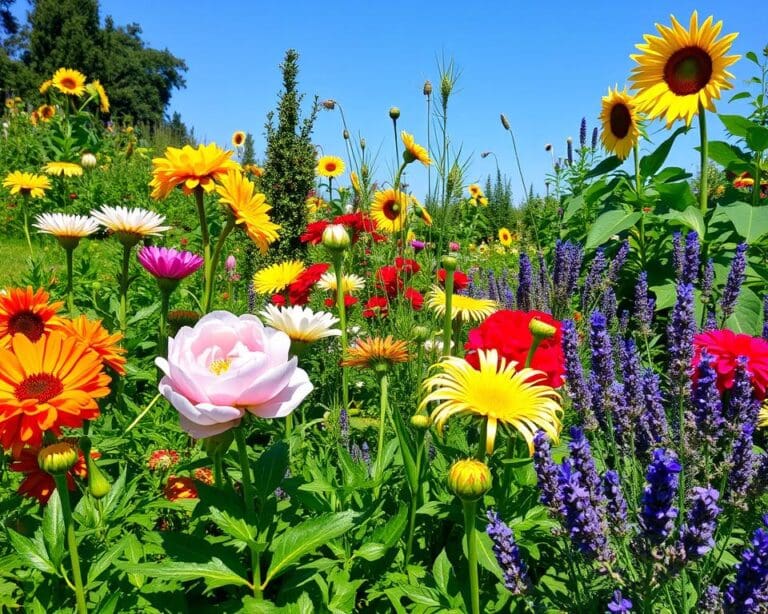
(389, 107, 400, 120)
(447, 458, 492, 501)
(500, 113, 511, 130)
(38, 442, 78, 475)
(322, 224, 351, 251)
(441, 255, 458, 271)
(87, 455, 111, 499)
(411, 325, 431, 342)
(423, 80, 432, 96)
(203, 430, 234, 459)
(410, 415, 431, 430)
(343, 129, 350, 140)
(529, 318, 557, 339)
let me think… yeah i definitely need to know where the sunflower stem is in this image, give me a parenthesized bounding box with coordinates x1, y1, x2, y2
(53, 476, 87, 614)
(752, 153, 762, 207)
(235, 425, 262, 599)
(374, 371, 389, 496)
(698, 102, 709, 216)
(333, 252, 349, 409)
(462, 499, 481, 614)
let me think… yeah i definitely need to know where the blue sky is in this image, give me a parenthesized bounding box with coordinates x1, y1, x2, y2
(15, 1, 767, 199)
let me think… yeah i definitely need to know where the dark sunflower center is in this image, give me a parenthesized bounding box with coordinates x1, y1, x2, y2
(383, 199, 400, 220)
(326, 163, 337, 172)
(15, 373, 64, 403)
(9, 311, 45, 341)
(61, 77, 77, 90)
(664, 46, 712, 95)
(609, 103, 632, 139)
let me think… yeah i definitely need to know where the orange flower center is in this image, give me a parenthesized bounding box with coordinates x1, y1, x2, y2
(9, 311, 45, 340)
(609, 103, 631, 138)
(15, 374, 64, 403)
(664, 46, 712, 96)
(325, 162, 337, 172)
(60, 77, 77, 91)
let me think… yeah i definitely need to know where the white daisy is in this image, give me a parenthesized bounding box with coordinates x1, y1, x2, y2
(34, 212, 99, 238)
(317, 271, 366, 294)
(90, 205, 170, 238)
(260, 304, 341, 343)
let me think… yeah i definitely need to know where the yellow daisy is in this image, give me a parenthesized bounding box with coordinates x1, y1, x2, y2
(51, 68, 87, 97)
(317, 155, 345, 178)
(216, 170, 280, 253)
(150, 142, 239, 199)
(600, 87, 641, 160)
(3, 172, 51, 199)
(420, 349, 562, 455)
(629, 11, 740, 127)
(43, 162, 83, 178)
(253, 260, 305, 295)
(468, 184, 484, 199)
(401, 131, 431, 166)
(498, 227, 513, 247)
(425, 285, 497, 323)
(86, 80, 110, 113)
(371, 188, 408, 233)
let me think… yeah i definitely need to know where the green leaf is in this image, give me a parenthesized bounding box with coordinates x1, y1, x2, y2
(265, 511, 356, 586)
(706, 141, 750, 168)
(662, 206, 705, 237)
(391, 405, 417, 489)
(585, 210, 641, 250)
(650, 283, 677, 311)
(729, 91, 751, 102)
(561, 194, 584, 224)
(746, 51, 759, 65)
(117, 557, 250, 591)
(252, 441, 289, 499)
(640, 125, 687, 176)
(432, 549, 453, 594)
(6, 529, 56, 575)
(585, 155, 623, 179)
(353, 542, 388, 562)
(371, 504, 408, 548)
(208, 506, 260, 550)
(725, 287, 764, 336)
(87, 536, 126, 586)
(722, 201, 768, 242)
(42, 490, 65, 569)
(746, 125, 768, 152)
(719, 114, 756, 138)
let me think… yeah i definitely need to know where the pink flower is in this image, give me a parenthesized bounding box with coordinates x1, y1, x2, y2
(225, 255, 237, 272)
(410, 239, 426, 252)
(449, 241, 460, 252)
(693, 329, 768, 400)
(155, 311, 313, 438)
(138, 246, 203, 280)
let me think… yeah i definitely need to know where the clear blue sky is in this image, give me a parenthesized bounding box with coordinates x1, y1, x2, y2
(15, 1, 768, 200)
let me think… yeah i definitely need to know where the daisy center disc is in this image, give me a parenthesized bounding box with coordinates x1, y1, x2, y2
(16, 373, 64, 403)
(8, 311, 45, 341)
(61, 78, 77, 90)
(664, 46, 713, 96)
(609, 103, 632, 139)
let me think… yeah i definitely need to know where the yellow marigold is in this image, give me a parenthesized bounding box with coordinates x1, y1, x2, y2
(401, 131, 431, 166)
(216, 170, 280, 253)
(150, 143, 239, 199)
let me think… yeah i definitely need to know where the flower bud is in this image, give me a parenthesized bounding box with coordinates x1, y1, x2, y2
(342, 128, 350, 140)
(360, 138, 366, 151)
(80, 152, 97, 168)
(225, 255, 237, 272)
(322, 99, 336, 110)
(411, 325, 431, 342)
(86, 455, 111, 499)
(447, 459, 492, 501)
(449, 241, 460, 252)
(410, 415, 431, 429)
(500, 113, 511, 130)
(441, 255, 457, 271)
(389, 107, 400, 120)
(322, 223, 351, 251)
(38, 442, 78, 475)
(529, 318, 557, 339)
(423, 80, 432, 96)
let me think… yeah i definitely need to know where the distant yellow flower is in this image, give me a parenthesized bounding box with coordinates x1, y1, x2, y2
(43, 162, 83, 178)
(371, 188, 408, 233)
(317, 155, 345, 178)
(600, 87, 640, 160)
(420, 349, 562, 455)
(478, 196, 489, 206)
(350, 171, 361, 194)
(468, 184, 484, 199)
(51, 68, 87, 97)
(253, 260, 305, 295)
(401, 131, 431, 166)
(87, 80, 110, 113)
(341, 336, 410, 370)
(629, 11, 740, 127)
(232, 131, 246, 147)
(38, 104, 56, 121)
(216, 171, 280, 253)
(305, 195, 327, 215)
(498, 227, 513, 247)
(150, 143, 239, 199)
(3, 172, 51, 199)
(39, 80, 52, 94)
(425, 285, 497, 323)
(759, 400, 768, 429)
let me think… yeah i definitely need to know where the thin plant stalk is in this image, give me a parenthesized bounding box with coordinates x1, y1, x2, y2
(52, 477, 87, 614)
(462, 499, 481, 614)
(21, 193, 33, 257)
(193, 187, 213, 313)
(158, 288, 171, 359)
(374, 371, 389, 493)
(333, 252, 349, 408)
(203, 215, 236, 313)
(65, 245, 75, 315)
(404, 431, 425, 565)
(441, 265, 454, 358)
(118, 242, 132, 336)
(698, 101, 708, 216)
(235, 426, 262, 599)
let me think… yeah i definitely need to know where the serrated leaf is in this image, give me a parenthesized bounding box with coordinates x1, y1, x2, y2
(265, 511, 356, 587)
(722, 201, 768, 242)
(585, 210, 641, 250)
(208, 506, 259, 550)
(6, 529, 56, 575)
(371, 504, 408, 548)
(42, 490, 65, 569)
(117, 557, 250, 591)
(252, 441, 290, 499)
(353, 542, 388, 562)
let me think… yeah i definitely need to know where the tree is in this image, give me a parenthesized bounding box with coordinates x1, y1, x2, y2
(262, 49, 318, 259)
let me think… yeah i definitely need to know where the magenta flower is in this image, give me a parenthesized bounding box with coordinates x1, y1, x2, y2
(138, 246, 204, 280)
(449, 241, 460, 252)
(411, 239, 426, 252)
(225, 254, 237, 272)
(155, 311, 313, 438)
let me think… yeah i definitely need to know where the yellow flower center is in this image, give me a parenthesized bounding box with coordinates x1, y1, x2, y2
(208, 358, 232, 376)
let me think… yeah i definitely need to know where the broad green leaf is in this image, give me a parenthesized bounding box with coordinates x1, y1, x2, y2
(747, 125, 768, 152)
(640, 125, 687, 176)
(265, 511, 356, 586)
(746, 51, 759, 65)
(729, 91, 751, 102)
(662, 206, 705, 237)
(725, 287, 764, 336)
(706, 141, 750, 168)
(252, 441, 290, 499)
(585, 155, 623, 179)
(718, 114, 756, 138)
(722, 201, 768, 242)
(6, 530, 56, 575)
(465, 530, 504, 581)
(87, 536, 126, 586)
(42, 490, 65, 569)
(117, 557, 250, 591)
(650, 283, 677, 311)
(561, 194, 584, 224)
(391, 405, 416, 489)
(432, 549, 453, 594)
(585, 210, 641, 250)
(370, 504, 408, 548)
(102, 465, 127, 517)
(208, 507, 259, 550)
(353, 542, 388, 562)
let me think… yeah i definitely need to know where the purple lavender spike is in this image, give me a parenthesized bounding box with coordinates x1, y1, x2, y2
(582, 249, 606, 312)
(486, 509, 529, 594)
(579, 118, 587, 149)
(634, 272, 654, 335)
(562, 320, 594, 427)
(720, 243, 748, 321)
(588, 311, 614, 429)
(724, 515, 768, 611)
(603, 470, 628, 535)
(636, 370, 669, 457)
(691, 351, 724, 447)
(679, 486, 721, 560)
(533, 431, 563, 515)
(640, 449, 681, 544)
(606, 240, 629, 285)
(517, 253, 533, 312)
(683, 231, 700, 286)
(701, 259, 715, 306)
(667, 283, 696, 392)
(672, 232, 684, 281)
(727, 422, 758, 507)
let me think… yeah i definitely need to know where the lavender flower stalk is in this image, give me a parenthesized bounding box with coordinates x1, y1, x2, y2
(679, 486, 721, 559)
(634, 272, 655, 335)
(636, 370, 669, 457)
(701, 259, 715, 306)
(533, 431, 563, 514)
(562, 320, 594, 427)
(682, 231, 700, 286)
(517, 253, 533, 312)
(691, 351, 725, 447)
(699, 585, 723, 613)
(591, 127, 599, 150)
(667, 283, 696, 392)
(582, 249, 606, 312)
(486, 509, 529, 594)
(588, 311, 614, 428)
(720, 243, 748, 321)
(606, 240, 629, 285)
(603, 470, 629, 534)
(579, 117, 587, 149)
(607, 590, 633, 613)
(727, 422, 757, 507)
(568, 427, 604, 505)
(672, 231, 683, 280)
(724, 515, 768, 612)
(640, 449, 681, 544)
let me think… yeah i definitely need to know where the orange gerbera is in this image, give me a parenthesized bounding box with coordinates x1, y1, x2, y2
(58, 315, 127, 375)
(341, 336, 410, 370)
(0, 287, 64, 347)
(0, 332, 111, 451)
(150, 143, 240, 199)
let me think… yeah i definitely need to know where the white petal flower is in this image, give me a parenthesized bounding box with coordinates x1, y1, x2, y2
(260, 304, 341, 343)
(34, 212, 99, 238)
(317, 271, 366, 294)
(90, 205, 170, 237)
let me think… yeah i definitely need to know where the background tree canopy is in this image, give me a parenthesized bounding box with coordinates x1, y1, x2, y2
(0, 0, 187, 127)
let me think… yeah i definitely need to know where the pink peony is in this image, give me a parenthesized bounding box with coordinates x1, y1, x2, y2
(155, 311, 313, 438)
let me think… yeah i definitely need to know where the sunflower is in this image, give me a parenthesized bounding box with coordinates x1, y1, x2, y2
(86, 80, 110, 113)
(150, 142, 239, 199)
(420, 349, 563, 455)
(232, 131, 246, 147)
(0, 287, 64, 346)
(0, 331, 111, 451)
(305, 195, 327, 215)
(498, 227, 513, 247)
(216, 171, 280, 253)
(316, 155, 345, 178)
(317, 271, 366, 294)
(341, 336, 410, 370)
(39, 80, 52, 94)
(43, 162, 83, 178)
(57, 315, 127, 375)
(629, 11, 740, 127)
(51, 68, 87, 97)
(468, 184, 484, 199)
(3, 172, 51, 199)
(599, 87, 641, 160)
(425, 285, 497, 323)
(253, 260, 305, 295)
(38, 104, 56, 121)
(401, 131, 431, 166)
(371, 188, 409, 233)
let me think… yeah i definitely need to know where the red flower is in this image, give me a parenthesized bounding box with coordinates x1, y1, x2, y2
(693, 330, 768, 400)
(193, 467, 214, 485)
(363, 296, 389, 318)
(164, 476, 198, 501)
(437, 268, 469, 292)
(300, 220, 329, 245)
(271, 294, 287, 307)
(464, 309, 564, 388)
(148, 449, 180, 471)
(376, 265, 403, 297)
(10, 446, 98, 504)
(325, 295, 358, 308)
(404, 287, 424, 310)
(288, 263, 330, 305)
(395, 257, 420, 278)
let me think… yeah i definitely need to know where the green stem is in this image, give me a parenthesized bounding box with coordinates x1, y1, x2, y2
(193, 187, 213, 313)
(213, 453, 225, 489)
(426, 93, 432, 199)
(333, 252, 349, 408)
(404, 431, 425, 566)
(22, 194, 33, 257)
(203, 215, 235, 314)
(698, 101, 709, 216)
(374, 372, 389, 493)
(159, 288, 171, 359)
(462, 499, 481, 614)
(118, 242, 132, 337)
(524, 337, 542, 369)
(235, 426, 262, 599)
(53, 475, 87, 614)
(752, 153, 762, 207)
(442, 266, 454, 357)
(65, 245, 75, 315)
